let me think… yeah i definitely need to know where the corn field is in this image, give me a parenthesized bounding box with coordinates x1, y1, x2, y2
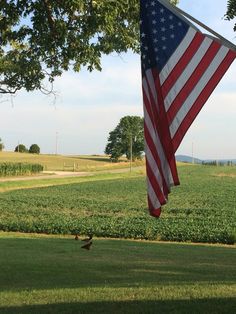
(0, 163, 43, 177)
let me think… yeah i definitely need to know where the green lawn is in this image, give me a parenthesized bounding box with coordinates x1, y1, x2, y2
(0, 233, 235, 314)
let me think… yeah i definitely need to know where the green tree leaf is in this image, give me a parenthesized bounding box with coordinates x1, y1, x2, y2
(0, 138, 4, 151)
(225, 0, 236, 31)
(0, 0, 179, 94)
(14, 144, 28, 153)
(29, 144, 40, 154)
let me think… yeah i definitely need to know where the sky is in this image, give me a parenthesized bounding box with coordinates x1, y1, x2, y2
(0, 0, 235, 159)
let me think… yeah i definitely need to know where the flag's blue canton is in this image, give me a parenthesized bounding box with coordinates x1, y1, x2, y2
(140, 0, 190, 73)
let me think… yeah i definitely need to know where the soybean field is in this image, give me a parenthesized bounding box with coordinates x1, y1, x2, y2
(0, 165, 236, 244)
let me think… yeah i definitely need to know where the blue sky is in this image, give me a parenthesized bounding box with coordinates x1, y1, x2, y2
(0, 0, 235, 159)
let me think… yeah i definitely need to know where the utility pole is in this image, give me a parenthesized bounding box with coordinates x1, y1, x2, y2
(130, 134, 132, 173)
(129, 135, 137, 172)
(55, 132, 58, 155)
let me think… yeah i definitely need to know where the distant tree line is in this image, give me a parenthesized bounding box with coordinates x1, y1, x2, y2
(202, 160, 234, 166)
(0, 139, 40, 154)
(15, 144, 40, 154)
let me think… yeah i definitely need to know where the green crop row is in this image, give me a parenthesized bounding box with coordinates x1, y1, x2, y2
(0, 165, 235, 244)
(0, 215, 235, 245)
(0, 162, 43, 176)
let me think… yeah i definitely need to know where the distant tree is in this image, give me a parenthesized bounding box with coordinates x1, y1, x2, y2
(14, 144, 28, 153)
(225, 0, 236, 31)
(105, 116, 144, 162)
(0, 138, 4, 151)
(29, 144, 40, 154)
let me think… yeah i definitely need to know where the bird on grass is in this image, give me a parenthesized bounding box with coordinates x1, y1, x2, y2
(73, 233, 93, 250)
(81, 235, 93, 250)
(81, 241, 93, 250)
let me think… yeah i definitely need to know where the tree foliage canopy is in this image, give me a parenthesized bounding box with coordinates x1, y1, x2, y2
(105, 115, 144, 162)
(0, 0, 178, 94)
(225, 0, 236, 31)
(29, 144, 40, 154)
(0, 138, 4, 151)
(14, 144, 28, 153)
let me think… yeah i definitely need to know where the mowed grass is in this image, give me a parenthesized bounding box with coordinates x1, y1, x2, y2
(0, 171, 141, 192)
(0, 233, 235, 314)
(0, 151, 144, 172)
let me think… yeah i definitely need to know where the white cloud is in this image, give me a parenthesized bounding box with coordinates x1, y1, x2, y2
(52, 53, 142, 108)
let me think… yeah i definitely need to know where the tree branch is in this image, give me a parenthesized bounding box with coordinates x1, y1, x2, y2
(42, 0, 56, 35)
(0, 84, 19, 94)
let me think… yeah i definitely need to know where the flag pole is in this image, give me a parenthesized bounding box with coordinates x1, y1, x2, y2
(159, 0, 236, 52)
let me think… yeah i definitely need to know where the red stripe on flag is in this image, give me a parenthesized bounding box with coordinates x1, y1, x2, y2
(167, 41, 221, 124)
(143, 98, 170, 195)
(153, 70, 180, 185)
(148, 196, 162, 217)
(162, 32, 204, 98)
(146, 158, 166, 204)
(144, 122, 171, 197)
(143, 81, 173, 191)
(172, 50, 236, 151)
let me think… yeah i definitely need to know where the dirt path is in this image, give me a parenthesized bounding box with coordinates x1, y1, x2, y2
(0, 171, 91, 182)
(0, 166, 144, 182)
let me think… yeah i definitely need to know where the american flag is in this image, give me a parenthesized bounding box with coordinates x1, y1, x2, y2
(140, 0, 236, 217)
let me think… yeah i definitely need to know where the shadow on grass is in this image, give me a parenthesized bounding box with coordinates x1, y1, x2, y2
(0, 298, 236, 314)
(0, 238, 236, 292)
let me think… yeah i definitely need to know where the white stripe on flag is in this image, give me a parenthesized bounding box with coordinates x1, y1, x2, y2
(142, 95, 174, 188)
(142, 78, 151, 104)
(147, 177, 162, 209)
(169, 45, 230, 138)
(160, 27, 197, 85)
(145, 140, 164, 194)
(164, 37, 213, 111)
